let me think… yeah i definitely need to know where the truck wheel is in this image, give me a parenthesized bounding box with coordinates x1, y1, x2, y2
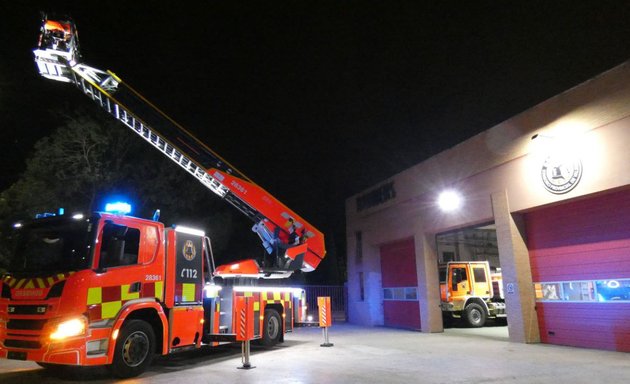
(109, 320, 155, 378)
(261, 309, 281, 347)
(464, 303, 486, 328)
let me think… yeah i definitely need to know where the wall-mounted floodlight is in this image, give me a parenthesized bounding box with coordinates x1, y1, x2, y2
(438, 190, 462, 212)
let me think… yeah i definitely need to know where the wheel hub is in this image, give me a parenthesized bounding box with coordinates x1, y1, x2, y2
(122, 331, 149, 367)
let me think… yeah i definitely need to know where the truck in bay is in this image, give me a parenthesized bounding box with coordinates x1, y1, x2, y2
(439, 261, 506, 327)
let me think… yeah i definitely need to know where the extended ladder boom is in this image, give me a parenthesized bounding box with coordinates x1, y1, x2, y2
(32, 16, 325, 275)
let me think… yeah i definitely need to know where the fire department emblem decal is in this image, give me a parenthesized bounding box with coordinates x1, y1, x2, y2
(182, 240, 196, 261)
(540, 155, 582, 194)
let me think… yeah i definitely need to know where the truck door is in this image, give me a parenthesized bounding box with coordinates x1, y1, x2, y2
(168, 231, 204, 349)
(450, 264, 470, 299)
(471, 264, 491, 298)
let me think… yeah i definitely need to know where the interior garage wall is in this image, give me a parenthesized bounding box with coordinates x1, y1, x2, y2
(526, 188, 630, 351)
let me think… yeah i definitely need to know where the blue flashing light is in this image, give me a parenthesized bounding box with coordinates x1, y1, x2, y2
(58, 207, 65, 215)
(105, 202, 132, 215)
(35, 212, 56, 219)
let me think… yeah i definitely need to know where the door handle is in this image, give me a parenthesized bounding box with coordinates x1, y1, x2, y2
(130, 282, 142, 293)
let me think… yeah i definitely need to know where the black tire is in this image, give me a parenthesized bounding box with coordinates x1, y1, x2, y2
(464, 303, 486, 328)
(109, 319, 155, 378)
(261, 309, 282, 347)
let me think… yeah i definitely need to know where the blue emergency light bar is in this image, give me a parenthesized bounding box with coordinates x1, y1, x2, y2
(105, 202, 132, 215)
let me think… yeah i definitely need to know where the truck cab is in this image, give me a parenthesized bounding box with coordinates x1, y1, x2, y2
(1, 212, 168, 370)
(439, 261, 506, 327)
(1, 209, 304, 377)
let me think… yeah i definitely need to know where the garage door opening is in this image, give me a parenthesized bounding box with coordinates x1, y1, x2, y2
(436, 223, 508, 337)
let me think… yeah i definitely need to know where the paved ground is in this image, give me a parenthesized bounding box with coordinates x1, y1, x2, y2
(1, 323, 629, 383)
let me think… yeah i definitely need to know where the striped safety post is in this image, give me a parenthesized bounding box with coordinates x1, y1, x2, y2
(235, 296, 256, 369)
(318, 296, 334, 347)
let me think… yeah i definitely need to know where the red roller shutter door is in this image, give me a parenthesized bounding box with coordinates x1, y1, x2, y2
(526, 188, 630, 351)
(380, 238, 421, 329)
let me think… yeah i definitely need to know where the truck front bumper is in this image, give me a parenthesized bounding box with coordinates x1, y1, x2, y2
(0, 326, 112, 366)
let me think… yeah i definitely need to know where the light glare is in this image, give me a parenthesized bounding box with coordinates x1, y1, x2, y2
(438, 190, 462, 212)
(174, 225, 205, 237)
(50, 318, 86, 340)
(105, 202, 132, 214)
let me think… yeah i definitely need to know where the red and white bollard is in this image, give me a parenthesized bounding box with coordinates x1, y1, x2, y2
(235, 296, 256, 369)
(318, 296, 334, 347)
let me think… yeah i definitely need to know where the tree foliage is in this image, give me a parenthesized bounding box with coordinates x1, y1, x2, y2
(0, 108, 262, 270)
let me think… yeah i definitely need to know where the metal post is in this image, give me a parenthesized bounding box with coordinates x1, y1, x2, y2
(320, 323, 334, 347)
(238, 340, 255, 369)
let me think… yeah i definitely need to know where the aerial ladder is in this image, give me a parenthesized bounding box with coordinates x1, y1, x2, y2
(32, 15, 326, 278)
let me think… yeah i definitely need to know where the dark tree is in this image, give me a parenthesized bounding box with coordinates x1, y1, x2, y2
(0, 108, 262, 270)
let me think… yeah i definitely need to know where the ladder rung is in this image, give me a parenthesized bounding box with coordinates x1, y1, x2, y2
(70, 65, 229, 199)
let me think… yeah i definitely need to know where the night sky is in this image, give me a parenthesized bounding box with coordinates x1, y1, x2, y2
(3, 1, 630, 269)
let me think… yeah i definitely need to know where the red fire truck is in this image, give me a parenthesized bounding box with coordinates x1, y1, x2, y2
(0, 15, 325, 378)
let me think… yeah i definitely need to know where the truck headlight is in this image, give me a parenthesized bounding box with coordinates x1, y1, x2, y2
(50, 317, 87, 340)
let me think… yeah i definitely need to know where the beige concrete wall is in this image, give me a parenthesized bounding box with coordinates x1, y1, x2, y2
(491, 191, 540, 343)
(414, 232, 443, 333)
(345, 60, 630, 337)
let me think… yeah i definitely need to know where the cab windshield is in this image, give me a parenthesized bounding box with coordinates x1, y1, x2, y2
(7, 215, 97, 276)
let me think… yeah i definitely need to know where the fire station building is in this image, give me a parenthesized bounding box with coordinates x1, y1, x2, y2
(345, 61, 630, 351)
